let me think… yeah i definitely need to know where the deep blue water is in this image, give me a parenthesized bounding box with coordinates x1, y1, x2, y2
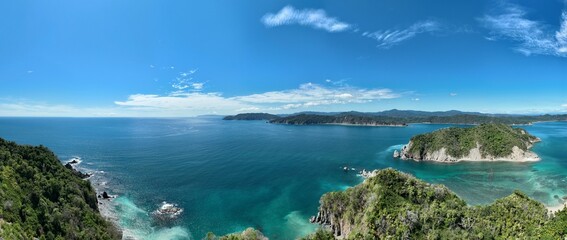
(0, 117, 566, 239)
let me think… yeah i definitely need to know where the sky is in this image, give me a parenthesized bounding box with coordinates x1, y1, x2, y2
(0, 0, 566, 117)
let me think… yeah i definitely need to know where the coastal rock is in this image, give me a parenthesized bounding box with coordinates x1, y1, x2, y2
(102, 191, 111, 199)
(393, 150, 400, 158)
(65, 163, 91, 179)
(359, 169, 379, 179)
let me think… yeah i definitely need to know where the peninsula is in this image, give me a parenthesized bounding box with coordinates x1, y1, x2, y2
(394, 123, 541, 162)
(269, 114, 407, 126)
(223, 110, 567, 127)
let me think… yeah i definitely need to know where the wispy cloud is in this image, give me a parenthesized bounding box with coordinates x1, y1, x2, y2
(562, 103, 567, 108)
(261, 5, 351, 32)
(362, 20, 440, 48)
(115, 93, 251, 112)
(450, 93, 458, 96)
(114, 82, 400, 114)
(0, 101, 121, 117)
(233, 83, 398, 108)
(171, 69, 205, 92)
(262, 6, 444, 48)
(480, 3, 567, 57)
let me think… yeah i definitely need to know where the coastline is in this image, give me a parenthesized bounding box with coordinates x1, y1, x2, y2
(547, 203, 566, 214)
(322, 122, 407, 127)
(65, 158, 123, 236)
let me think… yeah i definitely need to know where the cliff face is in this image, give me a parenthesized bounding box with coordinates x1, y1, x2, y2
(394, 123, 541, 162)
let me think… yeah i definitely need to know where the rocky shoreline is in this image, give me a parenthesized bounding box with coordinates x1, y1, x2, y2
(392, 124, 542, 163)
(64, 158, 122, 234)
(393, 140, 541, 163)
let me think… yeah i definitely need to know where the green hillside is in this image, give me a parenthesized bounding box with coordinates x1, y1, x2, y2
(406, 123, 539, 159)
(306, 168, 567, 239)
(0, 138, 121, 239)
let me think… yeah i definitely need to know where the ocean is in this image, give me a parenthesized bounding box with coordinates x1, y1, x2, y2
(0, 117, 565, 239)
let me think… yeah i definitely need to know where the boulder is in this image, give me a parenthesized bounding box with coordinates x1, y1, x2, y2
(102, 191, 111, 199)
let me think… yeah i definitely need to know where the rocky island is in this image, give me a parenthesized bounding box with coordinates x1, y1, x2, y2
(393, 123, 541, 162)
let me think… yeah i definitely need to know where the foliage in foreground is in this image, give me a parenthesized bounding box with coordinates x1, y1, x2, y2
(205, 227, 267, 240)
(0, 138, 121, 239)
(304, 168, 567, 240)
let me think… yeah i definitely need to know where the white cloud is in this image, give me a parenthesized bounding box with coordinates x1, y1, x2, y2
(0, 102, 121, 117)
(233, 82, 398, 105)
(113, 82, 400, 115)
(363, 20, 440, 48)
(480, 3, 567, 57)
(562, 104, 567, 108)
(114, 93, 251, 112)
(191, 83, 204, 90)
(450, 93, 458, 96)
(261, 6, 351, 32)
(411, 98, 420, 101)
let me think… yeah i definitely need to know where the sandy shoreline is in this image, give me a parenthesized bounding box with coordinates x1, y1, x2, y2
(547, 203, 566, 214)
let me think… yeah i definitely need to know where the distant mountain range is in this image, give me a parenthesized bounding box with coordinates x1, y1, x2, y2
(223, 110, 567, 126)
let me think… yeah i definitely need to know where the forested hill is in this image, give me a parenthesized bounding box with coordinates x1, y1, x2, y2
(223, 113, 280, 121)
(305, 168, 567, 239)
(224, 110, 567, 126)
(398, 123, 541, 162)
(269, 114, 407, 126)
(0, 138, 121, 239)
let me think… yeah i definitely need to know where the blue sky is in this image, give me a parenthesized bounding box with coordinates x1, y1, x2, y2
(0, 0, 566, 117)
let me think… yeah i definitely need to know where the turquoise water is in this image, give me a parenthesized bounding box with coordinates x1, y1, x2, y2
(0, 118, 566, 239)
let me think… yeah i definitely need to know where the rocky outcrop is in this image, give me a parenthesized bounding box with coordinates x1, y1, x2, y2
(64, 163, 91, 179)
(393, 150, 400, 158)
(310, 208, 351, 238)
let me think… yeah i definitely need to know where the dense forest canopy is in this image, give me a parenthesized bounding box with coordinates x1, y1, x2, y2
(0, 138, 120, 239)
(304, 168, 567, 239)
(225, 110, 567, 126)
(407, 123, 540, 158)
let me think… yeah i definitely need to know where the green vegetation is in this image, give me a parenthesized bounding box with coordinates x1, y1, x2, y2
(0, 138, 121, 239)
(228, 111, 567, 126)
(223, 113, 281, 121)
(308, 168, 567, 239)
(205, 227, 267, 240)
(407, 123, 539, 158)
(269, 114, 407, 126)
